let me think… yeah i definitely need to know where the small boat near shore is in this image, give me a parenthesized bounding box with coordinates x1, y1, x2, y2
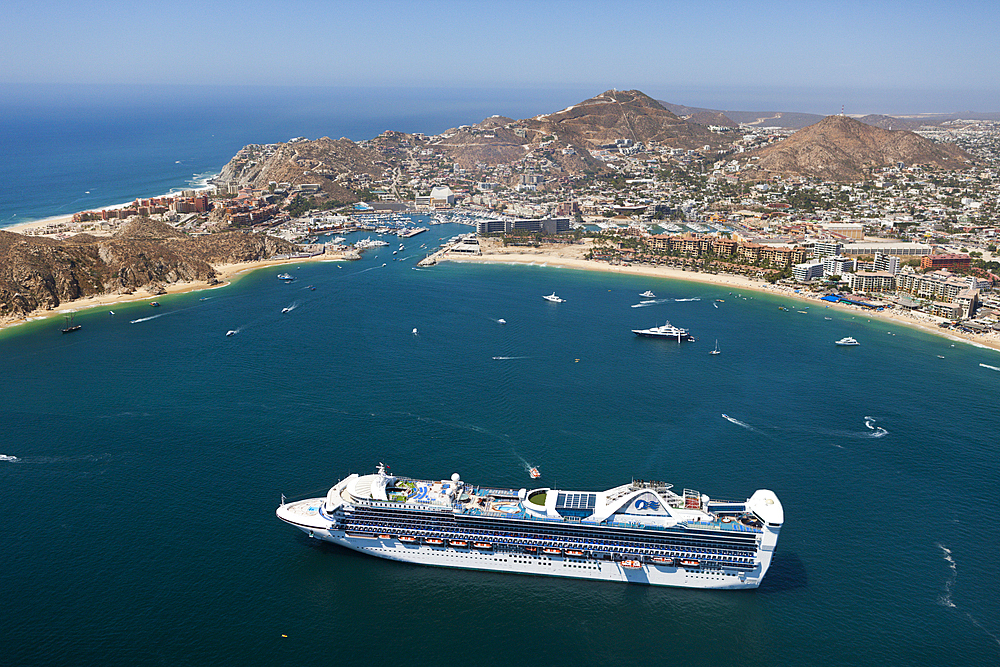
(835, 337, 860, 346)
(640, 290, 656, 298)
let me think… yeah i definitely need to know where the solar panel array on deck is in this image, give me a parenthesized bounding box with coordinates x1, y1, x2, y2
(556, 493, 597, 509)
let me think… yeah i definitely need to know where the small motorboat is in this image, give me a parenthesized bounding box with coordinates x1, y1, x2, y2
(281, 307, 292, 314)
(640, 290, 656, 298)
(412, 327, 418, 335)
(543, 293, 565, 303)
(529, 467, 540, 479)
(498, 318, 506, 325)
(149, 302, 160, 307)
(835, 337, 860, 346)
(226, 330, 237, 337)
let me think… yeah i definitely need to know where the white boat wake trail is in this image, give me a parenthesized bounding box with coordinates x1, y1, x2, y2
(492, 356, 530, 360)
(979, 363, 1000, 372)
(630, 299, 668, 308)
(674, 297, 701, 302)
(130, 313, 166, 324)
(721, 414, 755, 430)
(937, 543, 1000, 647)
(864, 416, 889, 438)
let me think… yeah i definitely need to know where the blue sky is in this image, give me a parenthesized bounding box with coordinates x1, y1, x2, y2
(3, 0, 998, 113)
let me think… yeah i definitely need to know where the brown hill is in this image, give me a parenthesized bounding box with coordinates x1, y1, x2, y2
(683, 110, 736, 127)
(748, 115, 972, 182)
(0, 218, 298, 318)
(525, 89, 721, 150)
(855, 114, 921, 131)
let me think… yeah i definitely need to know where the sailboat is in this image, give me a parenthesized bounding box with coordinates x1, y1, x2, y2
(709, 339, 721, 355)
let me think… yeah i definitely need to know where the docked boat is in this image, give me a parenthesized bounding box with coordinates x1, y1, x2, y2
(632, 322, 695, 341)
(640, 290, 656, 298)
(835, 337, 860, 346)
(277, 463, 783, 589)
(543, 293, 565, 303)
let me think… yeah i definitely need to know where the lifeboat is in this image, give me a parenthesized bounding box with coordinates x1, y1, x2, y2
(472, 542, 492, 550)
(524, 546, 538, 553)
(399, 535, 417, 543)
(566, 549, 585, 557)
(425, 537, 444, 545)
(621, 560, 642, 569)
(542, 547, 562, 555)
(449, 539, 467, 548)
(679, 559, 700, 568)
(652, 556, 674, 565)
(378, 534, 392, 540)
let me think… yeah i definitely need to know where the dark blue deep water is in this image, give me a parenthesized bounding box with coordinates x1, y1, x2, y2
(2, 228, 999, 665)
(1, 88, 999, 666)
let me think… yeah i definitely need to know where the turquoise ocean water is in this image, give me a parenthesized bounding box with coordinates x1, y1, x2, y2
(2, 88, 999, 665)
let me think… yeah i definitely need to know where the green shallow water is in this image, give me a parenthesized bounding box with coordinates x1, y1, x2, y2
(2, 223, 998, 665)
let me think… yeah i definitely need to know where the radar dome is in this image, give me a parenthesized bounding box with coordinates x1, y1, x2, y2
(451, 473, 460, 483)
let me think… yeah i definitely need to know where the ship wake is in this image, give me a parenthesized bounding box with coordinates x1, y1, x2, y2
(937, 544, 1000, 648)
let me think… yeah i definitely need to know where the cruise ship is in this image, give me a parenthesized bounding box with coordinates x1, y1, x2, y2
(276, 464, 783, 589)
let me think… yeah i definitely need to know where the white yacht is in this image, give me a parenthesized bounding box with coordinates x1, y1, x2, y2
(632, 322, 694, 341)
(543, 293, 565, 303)
(835, 337, 860, 346)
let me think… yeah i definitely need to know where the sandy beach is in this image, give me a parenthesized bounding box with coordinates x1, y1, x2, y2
(0, 251, 346, 334)
(441, 238, 1000, 354)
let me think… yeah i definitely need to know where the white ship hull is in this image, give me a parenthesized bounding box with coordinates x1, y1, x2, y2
(317, 528, 762, 589)
(278, 467, 782, 590)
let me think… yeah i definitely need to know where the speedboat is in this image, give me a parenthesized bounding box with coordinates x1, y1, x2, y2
(640, 290, 656, 298)
(543, 293, 565, 303)
(277, 272, 293, 280)
(281, 307, 292, 314)
(835, 337, 860, 346)
(498, 319, 506, 325)
(226, 330, 237, 337)
(149, 302, 160, 307)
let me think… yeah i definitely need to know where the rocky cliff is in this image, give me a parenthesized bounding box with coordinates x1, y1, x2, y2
(0, 218, 298, 318)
